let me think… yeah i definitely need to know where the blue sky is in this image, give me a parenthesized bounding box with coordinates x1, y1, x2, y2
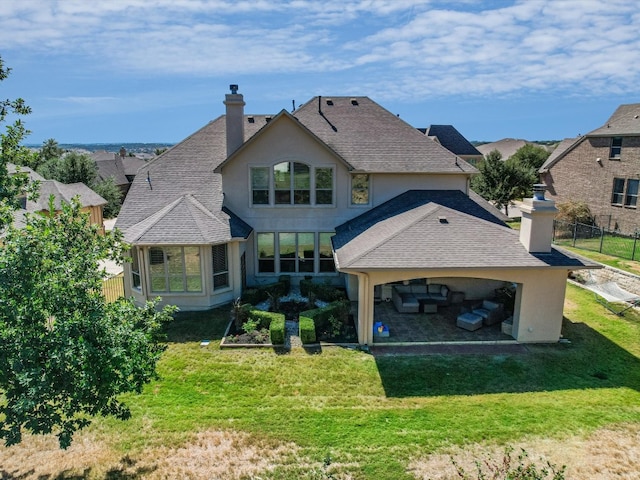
(2, 0, 640, 144)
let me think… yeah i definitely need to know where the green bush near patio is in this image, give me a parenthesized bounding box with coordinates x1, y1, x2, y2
(240, 277, 290, 305)
(269, 316, 285, 345)
(298, 315, 316, 344)
(299, 279, 347, 302)
(300, 299, 350, 334)
(247, 309, 283, 330)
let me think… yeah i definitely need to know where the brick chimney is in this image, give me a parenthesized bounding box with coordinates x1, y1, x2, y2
(519, 184, 558, 253)
(224, 84, 245, 157)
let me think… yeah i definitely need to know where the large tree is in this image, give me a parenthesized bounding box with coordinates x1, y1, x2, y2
(0, 198, 177, 448)
(0, 55, 36, 230)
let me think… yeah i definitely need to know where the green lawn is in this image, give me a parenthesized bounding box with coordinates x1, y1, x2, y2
(92, 284, 640, 478)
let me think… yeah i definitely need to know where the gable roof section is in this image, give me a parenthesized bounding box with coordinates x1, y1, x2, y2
(215, 109, 354, 173)
(34, 180, 106, 210)
(333, 191, 592, 270)
(293, 97, 476, 174)
(588, 103, 640, 136)
(421, 125, 482, 157)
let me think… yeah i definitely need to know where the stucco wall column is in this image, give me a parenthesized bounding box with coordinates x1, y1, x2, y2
(356, 273, 375, 345)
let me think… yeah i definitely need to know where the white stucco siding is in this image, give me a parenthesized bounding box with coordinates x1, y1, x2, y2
(371, 174, 468, 206)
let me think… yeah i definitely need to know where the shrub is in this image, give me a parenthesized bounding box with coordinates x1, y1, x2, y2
(247, 309, 284, 330)
(299, 316, 316, 344)
(300, 279, 347, 303)
(451, 446, 566, 480)
(301, 300, 350, 337)
(231, 298, 251, 330)
(556, 201, 594, 225)
(241, 279, 290, 305)
(242, 318, 259, 334)
(269, 317, 285, 345)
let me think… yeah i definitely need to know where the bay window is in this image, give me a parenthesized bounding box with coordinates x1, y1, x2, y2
(212, 244, 229, 291)
(149, 246, 202, 293)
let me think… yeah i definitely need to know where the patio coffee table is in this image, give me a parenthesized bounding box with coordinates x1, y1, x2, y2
(456, 312, 483, 331)
(419, 300, 438, 313)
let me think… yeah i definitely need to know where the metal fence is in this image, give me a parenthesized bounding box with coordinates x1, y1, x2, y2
(102, 273, 125, 303)
(553, 220, 640, 261)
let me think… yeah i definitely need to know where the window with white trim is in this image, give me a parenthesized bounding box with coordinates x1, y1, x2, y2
(610, 137, 623, 159)
(250, 162, 333, 206)
(611, 177, 639, 207)
(131, 246, 141, 290)
(212, 244, 229, 291)
(257, 232, 336, 274)
(351, 174, 370, 205)
(149, 246, 202, 292)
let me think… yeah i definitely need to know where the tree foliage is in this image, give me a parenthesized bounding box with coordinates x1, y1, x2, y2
(471, 149, 537, 214)
(0, 198, 177, 448)
(0, 55, 37, 230)
(555, 201, 594, 225)
(92, 175, 123, 218)
(510, 143, 551, 171)
(38, 150, 98, 185)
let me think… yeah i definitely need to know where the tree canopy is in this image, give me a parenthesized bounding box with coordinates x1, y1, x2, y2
(0, 55, 36, 230)
(0, 198, 177, 448)
(471, 149, 537, 215)
(510, 143, 551, 171)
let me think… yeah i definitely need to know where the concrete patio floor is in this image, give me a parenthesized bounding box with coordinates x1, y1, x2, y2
(371, 301, 515, 344)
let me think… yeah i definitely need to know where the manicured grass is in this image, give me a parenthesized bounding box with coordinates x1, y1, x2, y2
(557, 244, 640, 275)
(87, 284, 640, 478)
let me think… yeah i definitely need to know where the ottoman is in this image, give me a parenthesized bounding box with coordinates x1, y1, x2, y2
(456, 312, 483, 331)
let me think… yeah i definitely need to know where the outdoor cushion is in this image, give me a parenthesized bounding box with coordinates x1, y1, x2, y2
(457, 312, 483, 331)
(428, 284, 441, 294)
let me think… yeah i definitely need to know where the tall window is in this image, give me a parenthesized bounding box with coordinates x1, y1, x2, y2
(315, 167, 333, 204)
(257, 233, 275, 273)
(251, 162, 333, 206)
(612, 178, 625, 204)
(149, 246, 202, 293)
(318, 233, 336, 272)
(626, 179, 639, 207)
(612, 177, 639, 207)
(212, 244, 229, 291)
(251, 167, 269, 204)
(257, 232, 336, 274)
(131, 246, 141, 289)
(351, 174, 370, 205)
(610, 137, 623, 159)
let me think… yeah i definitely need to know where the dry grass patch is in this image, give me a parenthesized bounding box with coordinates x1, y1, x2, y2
(0, 429, 305, 479)
(408, 423, 640, 479)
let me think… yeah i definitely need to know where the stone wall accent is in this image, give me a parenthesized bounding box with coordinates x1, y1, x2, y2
(573, 264, 640, 296)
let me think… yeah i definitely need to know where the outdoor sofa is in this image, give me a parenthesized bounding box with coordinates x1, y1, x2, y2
(392, 283, 451, 313)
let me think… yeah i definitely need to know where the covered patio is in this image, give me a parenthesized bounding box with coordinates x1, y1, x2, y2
(371, 301, 514, 344)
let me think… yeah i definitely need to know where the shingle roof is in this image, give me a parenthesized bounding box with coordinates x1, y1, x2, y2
(333, 191, 592, 270)
(476, 139, 533, 160)
(93, 154, 129, 187)
(588, 103, 640, 136)
(421, 125, 482, 157)
(116, 115, 267, 242)
(293, 97, 476, 174)
(33, 180, 106, 210)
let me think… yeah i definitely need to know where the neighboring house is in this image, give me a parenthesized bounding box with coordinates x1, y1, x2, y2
(90, 149, 131, 196)
(116, 87, 594, 345)
(539, 103, 640, 233)
(420, 125, 483, 165)
(7, 163, 106, 233)
(477, 138, 551, 161)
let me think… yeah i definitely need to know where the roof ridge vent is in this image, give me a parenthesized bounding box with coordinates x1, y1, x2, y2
(326, 98, 333, 106)
(350, 98, 358, 106)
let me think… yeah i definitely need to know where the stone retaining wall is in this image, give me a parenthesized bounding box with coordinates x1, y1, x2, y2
(573, 265, 640, 296)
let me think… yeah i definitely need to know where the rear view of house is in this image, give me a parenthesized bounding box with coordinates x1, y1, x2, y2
(117, 86, 594, 345)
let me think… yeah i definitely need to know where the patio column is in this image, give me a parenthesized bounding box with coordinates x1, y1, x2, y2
(357, 273, 375, 345)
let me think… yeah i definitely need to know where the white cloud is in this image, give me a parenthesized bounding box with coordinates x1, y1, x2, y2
(2, 0, 640, 100)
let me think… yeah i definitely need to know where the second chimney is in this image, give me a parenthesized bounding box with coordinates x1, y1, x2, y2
(224, 84, 245, 157)
(519, 184, 558, 253)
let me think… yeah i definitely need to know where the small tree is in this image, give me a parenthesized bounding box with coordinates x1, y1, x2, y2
(510, 143, 551, 171)
(38, 150, 98, 185)
(0, 197, 177, 448)
(555, 201, 594, 225)
(92, 176, 123, 218)
(471, 150, 537, 215)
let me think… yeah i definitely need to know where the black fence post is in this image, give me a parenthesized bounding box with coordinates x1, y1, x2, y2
(599, 225, 605, 254)
(633, 234, 638, 261)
